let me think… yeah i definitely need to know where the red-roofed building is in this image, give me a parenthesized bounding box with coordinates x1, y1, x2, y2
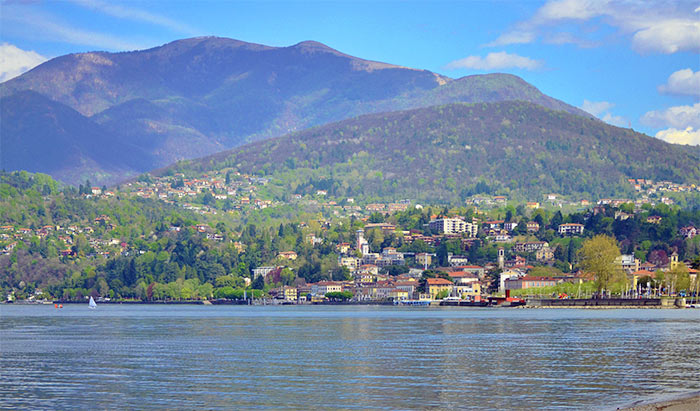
(447, 271, 479, 284)
(426, 277, 453, 299)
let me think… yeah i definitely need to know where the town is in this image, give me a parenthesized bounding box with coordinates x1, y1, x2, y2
(2, 170, 698, 306)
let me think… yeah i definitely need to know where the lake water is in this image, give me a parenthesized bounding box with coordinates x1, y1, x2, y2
(1, 305, 699, 410)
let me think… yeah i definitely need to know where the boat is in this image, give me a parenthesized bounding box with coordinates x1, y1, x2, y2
(88, 296, 97, 309)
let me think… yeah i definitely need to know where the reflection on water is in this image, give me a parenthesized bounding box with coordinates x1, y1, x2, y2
(1, 305, 699, 409)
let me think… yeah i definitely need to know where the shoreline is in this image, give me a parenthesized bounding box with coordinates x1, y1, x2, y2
(616, 391, 700, 411)
(2, 301, 691, 309)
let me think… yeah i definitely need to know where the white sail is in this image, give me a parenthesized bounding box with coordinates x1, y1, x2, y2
(89, 296, 97, 309)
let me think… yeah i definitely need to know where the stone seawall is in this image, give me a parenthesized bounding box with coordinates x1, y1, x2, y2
(526, 298, 662, 308)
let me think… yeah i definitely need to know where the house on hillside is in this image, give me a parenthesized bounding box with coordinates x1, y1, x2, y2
(558, 223, 584, 236)
(646, 216, 662, 224)
(277, 251, 298, 260)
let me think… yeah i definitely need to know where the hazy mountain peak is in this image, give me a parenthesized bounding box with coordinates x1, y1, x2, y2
(2, 36, 599, 185)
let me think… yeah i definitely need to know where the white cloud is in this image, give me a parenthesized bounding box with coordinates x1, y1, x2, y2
(543, 32, 599, 48)
(602, 112, 627, 127)
(632, 20, 700, 54)
(445, 52, 543, 71)
(580, 99, 614, 117)
(534, 0, 607, 21)
(580, 99, 627, 127)
(68, 0, 200, 36)
(485, 31, 535, 47)
(2, 4, 147, 51)
(0, 43, 47, 82)
(658, 68, 700, 96)
(641, 102, 700, 129)
(655, 127, 700, 145)
(487, 0, 700, 55)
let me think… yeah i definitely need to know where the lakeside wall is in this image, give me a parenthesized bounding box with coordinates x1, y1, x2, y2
(527, 298, 663, 308)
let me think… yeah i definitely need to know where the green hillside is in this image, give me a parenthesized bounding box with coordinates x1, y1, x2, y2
(167, 101, 700, 201)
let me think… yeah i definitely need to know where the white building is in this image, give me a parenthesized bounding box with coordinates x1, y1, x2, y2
(558, 223, 584, 236)
(252, 266, 276, 279)
(356, 229, 370, 255)
(429, 218, 477, 237)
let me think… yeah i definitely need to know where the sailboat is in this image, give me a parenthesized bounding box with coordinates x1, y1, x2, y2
(89, 296, 97, 309)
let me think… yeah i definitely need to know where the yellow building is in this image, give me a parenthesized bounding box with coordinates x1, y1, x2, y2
(426, 278, 453, 299)
(416, 253, 432, 267)
(389, 289, 409, 300)
(281, 286, 297, 301)
(455, 282, 481, 298)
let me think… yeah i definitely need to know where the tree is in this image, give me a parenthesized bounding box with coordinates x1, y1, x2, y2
(325, 291, 353, 301)
(665, 263, 690, 295)
(550, 211, 563, 230)
(435, 289, 450, 300)
(251, 275, 265, 290)
(578, 235, 624, 294)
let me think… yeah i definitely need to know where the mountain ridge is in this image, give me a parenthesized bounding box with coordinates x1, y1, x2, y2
(2, 36, 602, 186)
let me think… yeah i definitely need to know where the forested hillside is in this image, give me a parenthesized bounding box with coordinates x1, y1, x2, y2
(167, 101, 700, 201)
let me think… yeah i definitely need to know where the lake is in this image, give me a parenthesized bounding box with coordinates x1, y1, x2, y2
(1, 305, 699, 410)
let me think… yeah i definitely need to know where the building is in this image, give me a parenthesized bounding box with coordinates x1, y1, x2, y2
(395, 281, 417, 298)
(277, 251, 298, 260)
(526, 222, 540, 232)
(499, 270, 522, 293)
(558, 223, 584, 236)
(388, 288, 410, 300)
(616, 254, 640, 273)
(364, 223, 397, 233)
(426, 278, 453, 299)
(454, 282, 481, 298)
(535, 246, 554, 262)
(274, 286, 298, 301)
(381, 248, 405, 265)
(311, 281, 343, 296)
(504, 276, 559, 290)
(337, 242, 351, 254)
(679, 226, 698, 239)
(447, 271, 479, 285)
(416, 253, 432, 268)
(252, 266, 277, 279)
(646, 216, 662, 224)
(482, 220, 504, 230)
(429, 218, 477, 237)
(338, 256, 360, 270)
(453, 265, 486, 277)
(356, 229, 370, 255)
(447, 254, 470, 267)
(514, 241, 548, 253)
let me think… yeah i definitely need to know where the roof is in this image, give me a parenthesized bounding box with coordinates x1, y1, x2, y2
(448, 271, 478, 278)
(426, 278, 453, 285)
(517, 276, 558, 282)
(631, 270, 656, 278)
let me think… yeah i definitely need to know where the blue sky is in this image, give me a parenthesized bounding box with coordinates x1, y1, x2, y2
(1, 0, 699, 144)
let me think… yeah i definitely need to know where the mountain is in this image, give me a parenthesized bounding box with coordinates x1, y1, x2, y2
(1, 36, 591, 185)
(165, 100, 700, 201)
(0, 91, 151, 185)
